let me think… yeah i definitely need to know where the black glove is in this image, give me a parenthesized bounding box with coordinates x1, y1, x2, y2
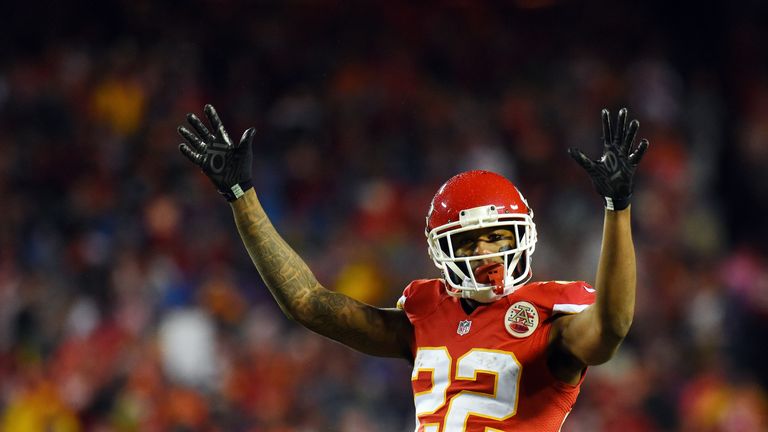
(568, 108, 649, 211)
(177, 104, 256, 202)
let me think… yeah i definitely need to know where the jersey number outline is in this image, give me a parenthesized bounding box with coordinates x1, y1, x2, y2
(412, 347, 522, 431)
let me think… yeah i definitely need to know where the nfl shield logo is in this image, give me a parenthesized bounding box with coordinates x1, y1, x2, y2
(457, 320, 472, 336)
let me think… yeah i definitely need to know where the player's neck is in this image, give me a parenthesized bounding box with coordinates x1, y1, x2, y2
(460, 298, 482, 315)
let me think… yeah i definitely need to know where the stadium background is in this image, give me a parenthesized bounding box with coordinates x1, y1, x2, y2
(2, 1, 768, 431)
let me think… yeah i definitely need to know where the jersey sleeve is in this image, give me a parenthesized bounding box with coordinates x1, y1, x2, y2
(551, 281, 595, 315)
(396, 279, 444, 323)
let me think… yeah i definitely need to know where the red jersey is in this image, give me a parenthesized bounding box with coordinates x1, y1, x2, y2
(398, 279, 595, 432)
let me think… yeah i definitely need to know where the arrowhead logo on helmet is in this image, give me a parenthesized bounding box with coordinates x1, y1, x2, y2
(425, 170, 538, 303)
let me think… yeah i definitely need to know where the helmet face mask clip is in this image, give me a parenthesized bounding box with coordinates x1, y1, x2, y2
(458, 205, 499, 226)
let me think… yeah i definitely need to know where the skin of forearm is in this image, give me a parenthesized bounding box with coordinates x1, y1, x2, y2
(554, 206, 636, 366)
(231, 189, 322, 319)
(592, 207, 636, 340)
(229, 189, 411, 358)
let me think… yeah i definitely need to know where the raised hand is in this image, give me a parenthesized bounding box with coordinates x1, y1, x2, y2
(568, 108, 649, 211)
(177, 104, 256, 201)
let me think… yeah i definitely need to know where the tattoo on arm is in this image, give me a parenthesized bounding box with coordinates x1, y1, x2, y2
(232, 191, 412, 358)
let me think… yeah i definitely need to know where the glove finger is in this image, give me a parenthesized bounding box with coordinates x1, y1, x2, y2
(238, 127, 256, 149)
(628, 139, 649, 165)
(623, 119, 639, 155)
(178, 126, 207, 153)
(179, 143, 204, 165)
(204, 104, 233, 147)
(601, 109, 612, 150)
(568, 147, 595, 171)
(614, 108, 628, 145)
(187, 113, 216, 143)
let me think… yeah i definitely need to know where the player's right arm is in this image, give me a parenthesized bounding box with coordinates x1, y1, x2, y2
(177, 104, 413, 359)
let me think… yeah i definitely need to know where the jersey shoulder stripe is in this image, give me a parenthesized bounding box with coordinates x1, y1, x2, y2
(512, 280, 595, 314)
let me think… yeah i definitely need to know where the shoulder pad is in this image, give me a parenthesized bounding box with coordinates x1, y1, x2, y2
(516, 280, 595, 315)
(397, 279, 446, 322)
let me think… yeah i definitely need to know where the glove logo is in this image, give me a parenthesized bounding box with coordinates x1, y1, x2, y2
(209, 150, 227, 173)
(504, 301, 539, 338)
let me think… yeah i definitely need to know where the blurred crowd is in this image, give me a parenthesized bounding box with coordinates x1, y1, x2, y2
(2, 1, 768, 431)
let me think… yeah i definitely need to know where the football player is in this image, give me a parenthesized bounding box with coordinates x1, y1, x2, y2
(177, 105, 648, 431)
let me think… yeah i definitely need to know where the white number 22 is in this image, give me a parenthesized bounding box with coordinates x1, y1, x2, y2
(412, 347, 522, 432)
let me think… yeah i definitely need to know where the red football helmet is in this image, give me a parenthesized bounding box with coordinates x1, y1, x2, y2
(426, 170, 537, 302)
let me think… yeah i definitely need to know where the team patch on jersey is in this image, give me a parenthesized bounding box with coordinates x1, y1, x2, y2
(504, 301, 539, 338)
(456, 319, 472, 336)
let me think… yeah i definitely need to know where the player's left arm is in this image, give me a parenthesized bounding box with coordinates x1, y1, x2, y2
(552, 108, 649, 366)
